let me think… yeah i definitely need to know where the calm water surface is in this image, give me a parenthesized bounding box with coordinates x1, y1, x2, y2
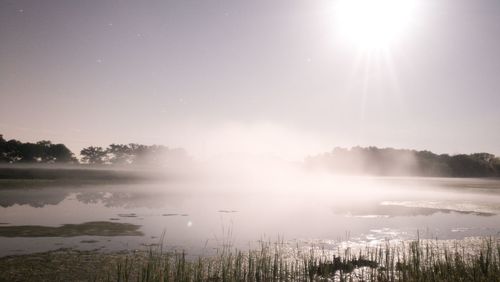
(1, 176, 500, 257)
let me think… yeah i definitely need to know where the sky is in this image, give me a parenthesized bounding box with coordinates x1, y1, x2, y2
(1, 0, 500, 160)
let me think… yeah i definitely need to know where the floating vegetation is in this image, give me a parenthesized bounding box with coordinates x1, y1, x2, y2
(218, 210, 238, 213)
(0, 221, 143, 237)
(162, 214, 178, 217)
(118, 213, 138, 218)
(141, 243, 160, 247)
(80, 240, 99, 244)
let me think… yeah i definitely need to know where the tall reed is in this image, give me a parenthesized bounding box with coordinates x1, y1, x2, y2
(101, 237, 500, 281)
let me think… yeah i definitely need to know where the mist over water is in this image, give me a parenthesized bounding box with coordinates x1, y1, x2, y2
(2, 1, 500, 279)
(1, 158, 500, 257)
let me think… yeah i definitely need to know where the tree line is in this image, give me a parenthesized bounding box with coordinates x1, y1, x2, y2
(0, 134, 188, 166)
(2, 134, 500, 177)
(305, 147, 500, 177)
(0, 134, 76, 163)
(79, 143, 188, 165)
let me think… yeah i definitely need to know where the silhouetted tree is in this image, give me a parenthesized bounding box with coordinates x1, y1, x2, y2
(0, 135, 7, 162)
(306, 146, 500, 177)
(106, 144, 131, 165)
(0, 139, 22, 162)
(17, 142, 42, 162)
(494, 157, 500, 174)
(0, 135, 76, 164)
(78, 142, 190, 166)
(128, 143, 149, 164)
(47, 143, 77, 163)
(80, 146, 107, 164)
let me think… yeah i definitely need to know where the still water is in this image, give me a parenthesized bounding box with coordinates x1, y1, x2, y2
(1, 176, 500, 257)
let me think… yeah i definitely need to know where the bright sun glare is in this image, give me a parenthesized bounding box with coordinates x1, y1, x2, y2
(335, 0, 417, 50)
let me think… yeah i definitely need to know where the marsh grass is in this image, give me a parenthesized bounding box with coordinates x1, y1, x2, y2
(100, 237, 500, 281)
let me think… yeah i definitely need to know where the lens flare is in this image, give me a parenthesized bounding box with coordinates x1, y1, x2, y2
(335, 0, 417, 50)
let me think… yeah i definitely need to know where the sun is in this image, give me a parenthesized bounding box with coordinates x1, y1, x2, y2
(334, 0, 417, 50)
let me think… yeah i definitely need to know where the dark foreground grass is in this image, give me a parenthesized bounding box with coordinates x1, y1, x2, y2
(1, 237, 499, 281)
(0, 248, 138, 282)
(95, 237, 500, 282)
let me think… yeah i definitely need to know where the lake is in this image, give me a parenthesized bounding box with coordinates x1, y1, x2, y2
(1, 175, 500, 257)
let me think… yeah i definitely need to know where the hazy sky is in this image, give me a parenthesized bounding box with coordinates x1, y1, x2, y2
(1, 0, 500, 160)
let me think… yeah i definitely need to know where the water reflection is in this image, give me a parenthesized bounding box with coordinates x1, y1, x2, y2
(0, 185, 185, 209)
(0, 188, 68, 208)
(0, 177, 500, 257)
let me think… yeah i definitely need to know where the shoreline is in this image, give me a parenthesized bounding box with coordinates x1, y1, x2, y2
(1, 236, 499, 281)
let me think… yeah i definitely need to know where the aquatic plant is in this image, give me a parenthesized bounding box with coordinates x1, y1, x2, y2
(0, 221, 143, 237)
(102, 237, 500, 281)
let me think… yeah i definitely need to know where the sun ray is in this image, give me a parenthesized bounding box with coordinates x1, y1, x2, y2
(335, 0, 418, 51)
